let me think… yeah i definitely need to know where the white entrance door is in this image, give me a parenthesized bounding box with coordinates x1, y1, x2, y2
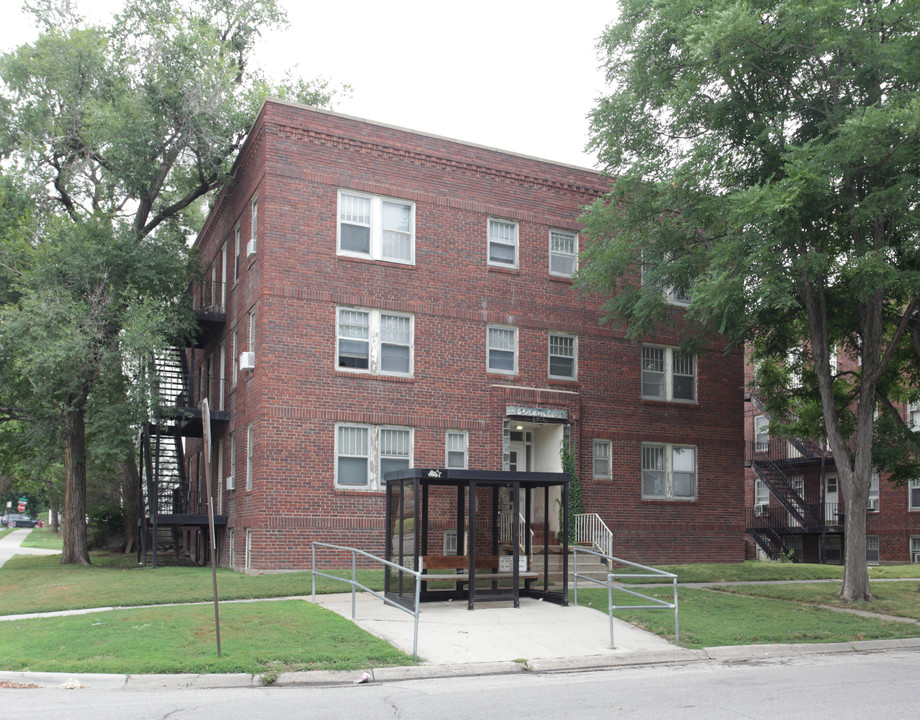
(825, 474, 838, 523)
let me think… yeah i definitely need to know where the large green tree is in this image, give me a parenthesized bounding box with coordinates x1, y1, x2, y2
(0, 0, 339, 564)
(579, 0, 920, 601)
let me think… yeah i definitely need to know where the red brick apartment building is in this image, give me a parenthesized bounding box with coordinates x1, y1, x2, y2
(744, 352, 920, 564)
(164, 99, 744, 572)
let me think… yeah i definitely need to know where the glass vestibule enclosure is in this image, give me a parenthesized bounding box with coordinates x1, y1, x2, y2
(384, 468, 570, 610)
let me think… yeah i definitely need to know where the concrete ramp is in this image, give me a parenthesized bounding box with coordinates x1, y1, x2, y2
(315, 592, 678, 665)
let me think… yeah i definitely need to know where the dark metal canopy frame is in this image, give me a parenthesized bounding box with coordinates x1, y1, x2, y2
(384, 468, 570, 610)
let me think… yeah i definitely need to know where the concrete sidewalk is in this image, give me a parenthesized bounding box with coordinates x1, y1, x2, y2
(314, 591, 677, 665)
(0, 528, 60, 569)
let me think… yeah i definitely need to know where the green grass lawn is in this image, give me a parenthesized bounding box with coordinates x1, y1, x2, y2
(0, 600, 415, 676)
(0, 553, 385, 615)
(573, 585, 920, 648)
(3, 547, 920, 674)
(711, 580, 920, 621)
(19, 526, 63, 550)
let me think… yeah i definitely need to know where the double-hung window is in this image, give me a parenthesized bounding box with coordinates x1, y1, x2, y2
(909, 479, 920, 510)
(548, 333, 577, 380)
(909, 400, 920, 430)
(335, 423, 412, 490)
(487, 325, 517, 374)
(338, 190, 415, 264)
(641, 345, 696, 401)
(446, 430, 468, 469)
(245, 423, 254, 491)
(593, 440, 611, 479)
(642, 443, 697, 500)
(233, 224, 240, 282)
(488, 218, 518, 268)
(337, 307, 413, 376)
(549, 230, 577, 277)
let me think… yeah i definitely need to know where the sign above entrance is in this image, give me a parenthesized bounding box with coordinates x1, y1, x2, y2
(505, 406, 568, 421)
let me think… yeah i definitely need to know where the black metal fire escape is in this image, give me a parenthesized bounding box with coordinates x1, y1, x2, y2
(746, 394, 840, 560)
(137, 280, 229, 567)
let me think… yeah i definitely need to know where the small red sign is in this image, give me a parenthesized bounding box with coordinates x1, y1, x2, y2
(17, 504, 25, 512)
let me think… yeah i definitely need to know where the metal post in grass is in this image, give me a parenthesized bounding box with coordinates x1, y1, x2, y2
(311, 544, 316, 601)
(672, 576, 680, 646)
(200, 399, 221, 657)
(351, 550, 357, 618)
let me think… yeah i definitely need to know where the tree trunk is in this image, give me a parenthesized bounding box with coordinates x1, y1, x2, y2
(61, 399, 91, 565)
(838, 465, 873, 601)
(120, 457, 139, 554)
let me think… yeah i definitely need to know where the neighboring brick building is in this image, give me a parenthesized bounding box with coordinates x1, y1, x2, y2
(744, 352, 920, 564)
(180, 99, 745, 572)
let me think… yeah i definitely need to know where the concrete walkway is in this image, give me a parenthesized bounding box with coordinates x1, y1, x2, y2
(0, 527, 60, 568)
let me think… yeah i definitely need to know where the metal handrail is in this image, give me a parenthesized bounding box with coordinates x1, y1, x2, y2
(571, 546, 679, 648)
(311, 541, 422, 658)
(499, 512, 533, 555)
(574, 513, 613, 557)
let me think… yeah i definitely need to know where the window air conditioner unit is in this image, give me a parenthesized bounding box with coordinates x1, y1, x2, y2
(246, 237, 257, 258)
(867, 497, 879, 512)
(225, 476, 235, 491)
(239, 351, 255, 371)
(753, 504, 767, 517)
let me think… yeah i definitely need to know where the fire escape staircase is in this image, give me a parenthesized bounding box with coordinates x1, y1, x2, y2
(746, 393, 838, 560)
(137, 280, 229, 567)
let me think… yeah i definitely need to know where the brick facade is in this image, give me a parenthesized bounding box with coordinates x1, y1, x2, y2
(188, 100, 746, 572)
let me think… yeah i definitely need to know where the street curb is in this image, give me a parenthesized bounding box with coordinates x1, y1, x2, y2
(2, 637, 919, 690)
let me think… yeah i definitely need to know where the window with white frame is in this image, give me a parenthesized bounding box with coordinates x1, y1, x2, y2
(446, 430, 468, 469)
(641, 345, 696, 401)
(245, 423, 254, 491)
(549, 229, 577, 277)
(335, 424, 412, 490)
(642, 443, 697, 500)
(336, 307, 413, 376)
(231, 328, 238, 386)
(640, 249, 690, 305)
(250, 194, 258, 251)
(548, 333, 577, 380)
(216, 438, 224, 513)
(229, 432, 236, 486)
(233, 223, 240, 281)
(866, 535, 880, 565)
(869, 472, 880, 510)
(228, 528, 235, 567)
(910, 479, 920, 510)
(593, 440, 611, 479)
(337, 190, 415, 264)
(754, 415, 769, 451)
(487, 325, 518, 374)
(245, 528, 252, 571)
(909, 399, 920, 430)
(488, 218, 518, 268)
(912, 536, 920, 564)
(755, 478, 769, 506)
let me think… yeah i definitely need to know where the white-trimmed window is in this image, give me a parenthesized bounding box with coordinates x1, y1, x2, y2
(641, 249, 689, 305)
(487, 325, 518, 374)
(245, 528, 252, 571)
(216, 438, 224, 513)
(233, 223, 240, 281)
(229, 432, 236, 485)
(642, 443, 697, 500)
(754, 415, 769, 451)
(909, 400, 920, 430)
(446, 430, 468, 469)
(250, 194, 258, 252)
(488, 218, 518, 268)
(869, 472, 880, 511)
(548, 333, 577, 380)
(336, 307, 413, 376)
(335, 423, 412, 490)
(593, 440, 611, 479)
(755, 478, 769, 506)
(909, 479, 920, 510)
(231, 328, 238, 386)
(866, 536, 880, 565)
(245, 423, 254, 491)
(337, 190, 415, 264)
(549, 229, 577, 277)
(641, 345, 696, 401)
(911, 536, 920, 564)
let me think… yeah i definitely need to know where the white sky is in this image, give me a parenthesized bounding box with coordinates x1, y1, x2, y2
(1, 1, 617, 169)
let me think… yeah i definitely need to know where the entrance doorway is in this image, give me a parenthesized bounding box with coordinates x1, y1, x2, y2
(507, 420, 566, 540)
